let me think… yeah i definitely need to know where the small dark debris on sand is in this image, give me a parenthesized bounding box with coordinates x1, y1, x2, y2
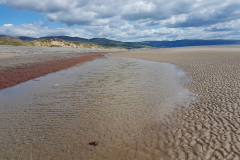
(88, 141, 99, 146)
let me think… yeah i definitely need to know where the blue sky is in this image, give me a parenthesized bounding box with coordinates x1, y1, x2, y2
(0, 0, 240, 41)
(0, 4, 68, 28)
(0, 4, 44, 26)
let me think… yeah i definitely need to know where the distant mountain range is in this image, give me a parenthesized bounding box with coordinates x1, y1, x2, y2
(142, 39, 240, 48)
(1, 35, 240, 49)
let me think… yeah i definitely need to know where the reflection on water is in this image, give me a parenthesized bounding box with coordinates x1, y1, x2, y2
(0, 57, 195, 159)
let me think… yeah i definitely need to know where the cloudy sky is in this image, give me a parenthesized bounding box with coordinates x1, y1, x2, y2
(1, 0, 240, 41)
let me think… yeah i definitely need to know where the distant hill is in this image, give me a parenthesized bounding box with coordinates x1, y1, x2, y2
(0, 35, 37, 42)
(0, 35, 152, 49)
(38, 37, 150, 49)
(38, 36, 89, 43)
(141, 39, 240, 48)
(1, 35, 240, 48)
(90, 38, 120, 43)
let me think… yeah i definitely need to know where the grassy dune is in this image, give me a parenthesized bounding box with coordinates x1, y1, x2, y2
(0, 37, 123, 49)
(0, 37, 30, 46)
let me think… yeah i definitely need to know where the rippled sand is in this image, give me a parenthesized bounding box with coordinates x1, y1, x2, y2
(110, 46, 240, 159)
(0, 57, 194, 159)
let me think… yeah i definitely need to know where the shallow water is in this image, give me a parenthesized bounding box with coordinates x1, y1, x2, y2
(0, 57, 195, 159)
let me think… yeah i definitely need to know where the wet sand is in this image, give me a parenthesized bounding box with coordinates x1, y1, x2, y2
(110, 46, 240, 159)
(0, 56, 194, 159)
(0, 52, 106, 90)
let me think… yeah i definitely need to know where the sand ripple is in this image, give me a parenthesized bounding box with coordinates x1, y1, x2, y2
(110, 46, 240, 159)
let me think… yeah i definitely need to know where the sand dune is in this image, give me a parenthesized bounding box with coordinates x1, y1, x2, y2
(110, 46, 240, 159)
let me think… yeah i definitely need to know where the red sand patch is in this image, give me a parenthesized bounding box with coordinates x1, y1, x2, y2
(0, 52, 106, 90)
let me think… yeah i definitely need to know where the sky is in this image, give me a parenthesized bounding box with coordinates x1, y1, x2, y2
(0, 0, 240, 42)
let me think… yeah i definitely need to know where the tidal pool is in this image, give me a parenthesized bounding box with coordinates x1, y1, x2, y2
(0, 57, 195, 159)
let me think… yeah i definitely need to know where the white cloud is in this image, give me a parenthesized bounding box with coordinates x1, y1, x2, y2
(204, 19, 240, 32)
(1, 22, 240, 42)
(1, 0, 240, 40)
(3, 24, 13, 27)
(2, 0, 240, 27)
(0, 22, 86, 38)
(120, 23, 134, 30)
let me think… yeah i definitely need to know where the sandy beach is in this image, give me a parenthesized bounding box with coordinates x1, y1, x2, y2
(1, 45, 240, 159)
(110, 46, 240, 159)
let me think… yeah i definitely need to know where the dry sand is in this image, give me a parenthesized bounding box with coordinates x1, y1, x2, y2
(110, 46, 240, 159)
